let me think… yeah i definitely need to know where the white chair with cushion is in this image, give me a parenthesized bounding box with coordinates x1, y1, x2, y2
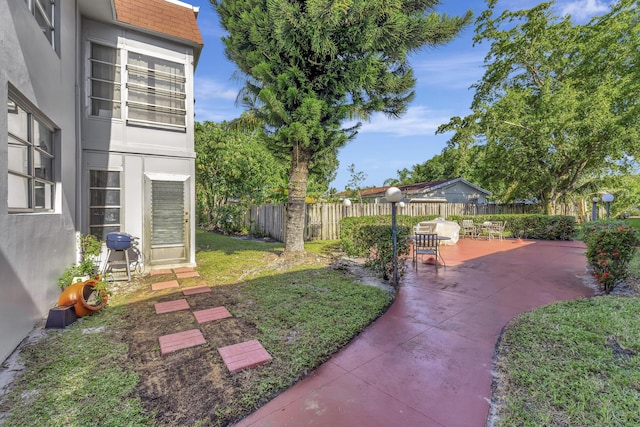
(414, 222, 436, 235)
(412, 233, 445, 270)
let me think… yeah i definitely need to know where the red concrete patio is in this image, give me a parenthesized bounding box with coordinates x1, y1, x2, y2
(234, 238, 593, 427)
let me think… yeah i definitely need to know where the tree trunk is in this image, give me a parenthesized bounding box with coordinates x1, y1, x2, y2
(548, 198, 557, 216)
(541, 190, 552, 215)
(284, 147, 310, 254)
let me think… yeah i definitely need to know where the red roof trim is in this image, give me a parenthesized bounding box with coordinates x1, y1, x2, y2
(114, 0, 203, 46)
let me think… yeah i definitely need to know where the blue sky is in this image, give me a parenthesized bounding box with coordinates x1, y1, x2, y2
(188, 0, 611, 191)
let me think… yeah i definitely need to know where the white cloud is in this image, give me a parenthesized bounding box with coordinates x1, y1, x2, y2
(349, 106, 452, 137)
(558, 0, 610, 21)
(492, 0, 610, 22)
(195, 77, 239, 102)
(194, 77, 245, 121)
(414, 52, 486, 90)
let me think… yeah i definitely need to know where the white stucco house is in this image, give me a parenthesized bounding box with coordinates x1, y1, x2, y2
(1, 0, 203, 362)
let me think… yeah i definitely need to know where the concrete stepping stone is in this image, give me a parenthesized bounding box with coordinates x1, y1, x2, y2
(159, 329, 205, 355)
(155, 298, 190, 314)
(173, 267, 195, 273)
(218, 340, 272, 373)
(176, 271, 200, 279)
(151, 280, 179, 291)
(182, 285, 211, 296)
(150, 269, 173, 277)
(193, 306, 232, 324)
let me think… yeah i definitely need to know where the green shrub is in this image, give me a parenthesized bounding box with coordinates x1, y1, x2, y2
(340, 216, 411, 282)
(81, 234, 102, 258)
(583, 220, 639, 293)
(341, 215, 437, 256)
(214, 204, 248, 234)
(58, 234, 103, 290)
(449, 214, 577, 240)
(341, 216, 386, 257)
(361, 225, 411, 281)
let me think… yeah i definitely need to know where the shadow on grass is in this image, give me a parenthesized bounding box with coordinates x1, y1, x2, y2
(195, 229, 284, 256)
(0, 256, 391, 427)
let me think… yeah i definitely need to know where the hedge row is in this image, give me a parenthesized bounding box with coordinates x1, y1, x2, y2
(341, 215, 437, 257)
(449, 214, 577, 240)
(340, 216, 414, 282)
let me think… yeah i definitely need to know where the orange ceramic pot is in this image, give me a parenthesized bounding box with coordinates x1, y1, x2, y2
(57, 279, 108, 317)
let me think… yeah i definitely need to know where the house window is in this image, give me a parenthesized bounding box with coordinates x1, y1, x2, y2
(89, 43, 121, 118)
(24, 0, 56, 50)
(7, 93, 55, 212)
(89, 170, 121, 240)
(126, 52, 186, 129)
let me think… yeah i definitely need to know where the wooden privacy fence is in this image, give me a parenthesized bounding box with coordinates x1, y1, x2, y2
(244, 202, 543, 242)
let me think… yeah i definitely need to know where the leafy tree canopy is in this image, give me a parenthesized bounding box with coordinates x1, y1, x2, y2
(437, 0, 639, 213)
(384, 145, 486, 186)
(195, 121, 287, 231)
(345, 163, 367, 201)
(214, 0, 472, 252)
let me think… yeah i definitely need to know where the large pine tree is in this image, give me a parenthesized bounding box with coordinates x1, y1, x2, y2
(214, 0, 471, 253)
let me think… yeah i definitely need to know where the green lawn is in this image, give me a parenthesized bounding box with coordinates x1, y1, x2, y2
(494, 297, 640, 426)
(625, 217, 640, 230)
(6, 228, 640, 426)
(0, 231, 391, 426)
(493, 226, 640, 426)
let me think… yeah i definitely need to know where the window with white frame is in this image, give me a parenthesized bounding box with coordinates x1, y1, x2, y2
(89, 43, 121, 118)
(24, 0, 56, 50)
(88, 170, 121, 240)
(7, 92, 56, 212)
(126, 52, 186, 129)
(87, 45, 187, 130)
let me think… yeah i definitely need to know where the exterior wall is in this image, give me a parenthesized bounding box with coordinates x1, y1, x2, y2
(81, 19, 196, 157)
(0, 1, 79, 362)
(420, 182, 489, 204)
(82, 151, 196, 268)
(0, 2, 198, 363)
(80, 19, 196, 268)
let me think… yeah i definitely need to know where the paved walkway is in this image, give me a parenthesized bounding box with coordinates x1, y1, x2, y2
(235, 239, 593, 427)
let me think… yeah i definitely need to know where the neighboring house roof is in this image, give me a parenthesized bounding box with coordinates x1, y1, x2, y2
(405, 178, 492, 197)
(342, 178, 492, 199)
(354, 186, 394, 197)
(113, 0, 203, 62)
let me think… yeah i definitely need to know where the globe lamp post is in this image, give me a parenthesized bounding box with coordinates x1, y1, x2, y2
(343, 198, 352, 217)
(385, 187, 403, 287)
(602, 193, 614, 219)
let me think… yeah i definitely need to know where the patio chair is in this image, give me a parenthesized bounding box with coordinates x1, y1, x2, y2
(487, 221, 506, 240)
(460, 219, 477, 239)
(413, 233, 445, 270)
